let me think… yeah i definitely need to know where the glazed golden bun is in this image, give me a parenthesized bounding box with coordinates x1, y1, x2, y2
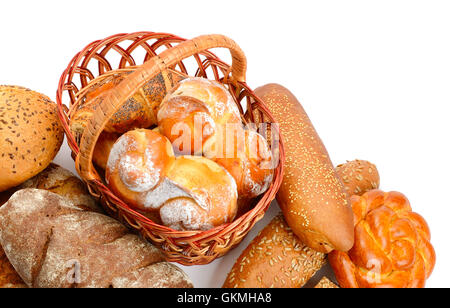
(0, 86, 64, 192)
(105, 129, 238, 231)
(329, 190, 436, 288)
(157, 77, 242, 155)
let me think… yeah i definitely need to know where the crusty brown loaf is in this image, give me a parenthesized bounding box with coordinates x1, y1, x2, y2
(254, 83, 354, 253)
(336, 160, 380, 197)
(19, 163, 100, 212)
(223, 160, 380, 288)
(0, 163, 101, 288)
(0, 86, 64, 192)
(0, 189, 193, 288)
(314, 277, 339, 288)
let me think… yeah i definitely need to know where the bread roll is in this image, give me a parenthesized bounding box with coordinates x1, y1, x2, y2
(106, 129, 238, 230)
(157, 77, 242, 155)
(92, 132, 121, 170)
(336, 160, 380, 196)
(0, 86, 64, 191)
(161, 156, 238, 230)
(315, 277, 339, 288)
(70, 68, 186, 136)
(0, 189, 193, 288)
(207, 128, 274, 200)
(254, 84, 354, 253)
(329, 190, 436, 288)
(223, 159, 379, 288)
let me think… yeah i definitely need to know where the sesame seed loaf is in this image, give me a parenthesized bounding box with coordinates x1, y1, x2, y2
(223, 214, 326, 288)
(254, 84, 354, 253)
(0, 86, 64, 192)
(0, 189, 193, 288)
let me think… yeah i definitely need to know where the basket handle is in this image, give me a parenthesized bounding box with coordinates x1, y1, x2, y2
(77, 34, 247, 181)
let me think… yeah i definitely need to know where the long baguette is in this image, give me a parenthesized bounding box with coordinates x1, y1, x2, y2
(255, 84, 354, 253)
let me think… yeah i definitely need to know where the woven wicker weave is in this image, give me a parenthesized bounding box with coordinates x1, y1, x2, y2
(56, 32, 284, 265)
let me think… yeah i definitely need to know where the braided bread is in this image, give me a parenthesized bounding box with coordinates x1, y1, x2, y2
(329, 190, 436, 288)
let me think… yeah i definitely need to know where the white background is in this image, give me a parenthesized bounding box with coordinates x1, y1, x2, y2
(1, 0, 449, 288)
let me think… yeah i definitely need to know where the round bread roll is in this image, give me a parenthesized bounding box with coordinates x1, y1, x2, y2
(207, 128, 274, 200)
(329, 190, 436, 288)
(105, 129, 238, 230)
(336, 159, 380, 196)
(0, 86, 64, 192)
(93, 132, 121, 170)
(161, 156, 238, 231)
(106, 129, 176, 209)
(157, 77, 242, 155)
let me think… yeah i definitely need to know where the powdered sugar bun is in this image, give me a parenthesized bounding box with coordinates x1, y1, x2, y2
(105, 129, 175, 210)
(163, 156, 238, 231)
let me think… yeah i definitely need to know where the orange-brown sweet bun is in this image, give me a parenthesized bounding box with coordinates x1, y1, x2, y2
(157, 77, 242, 155)
(105, 129, 175, 210)
(92, 132, 121, 170)
(206, 129, 274, 200)
(161, 156, 238, 230)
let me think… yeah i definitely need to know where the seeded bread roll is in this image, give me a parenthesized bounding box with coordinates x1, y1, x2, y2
(336, 160, 380, 196)
(0, 86, 64, 192)
(0, 189, 193, 288)
(254, 84, 354, 253)
(315, 277, 339, 288)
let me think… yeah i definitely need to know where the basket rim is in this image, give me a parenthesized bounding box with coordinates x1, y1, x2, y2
(55, 31, 285, 243)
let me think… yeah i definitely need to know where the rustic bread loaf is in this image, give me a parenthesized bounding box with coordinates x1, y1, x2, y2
(0, 189, 193, 288)
(19, 163, 100, 212)
(254, 83, 354, 253)
(0, 86, 64, 192)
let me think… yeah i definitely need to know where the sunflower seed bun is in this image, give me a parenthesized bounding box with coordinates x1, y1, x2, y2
(0, 86, 64, 191)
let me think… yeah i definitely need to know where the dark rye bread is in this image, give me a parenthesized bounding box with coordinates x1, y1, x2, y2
(0, 189, 193, 288)
(0, 86, 64, 192)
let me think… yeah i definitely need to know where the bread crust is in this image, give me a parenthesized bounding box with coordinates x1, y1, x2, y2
(0, 189, 193, 288)
(0, 86, 64, 191)
(254, 84, 354, 253)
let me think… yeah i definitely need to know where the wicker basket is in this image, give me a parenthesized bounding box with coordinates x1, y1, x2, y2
(56, 32, 285, 265)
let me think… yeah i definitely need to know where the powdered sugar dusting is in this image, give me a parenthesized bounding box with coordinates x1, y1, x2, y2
(140, 178, 190, 210)
(160, 198, 213, 231)
(106, 134, 136, 176)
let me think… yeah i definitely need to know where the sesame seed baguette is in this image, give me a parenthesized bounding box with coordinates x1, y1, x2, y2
(254, 84, 354, 253)
(222, 160, 379, 288)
